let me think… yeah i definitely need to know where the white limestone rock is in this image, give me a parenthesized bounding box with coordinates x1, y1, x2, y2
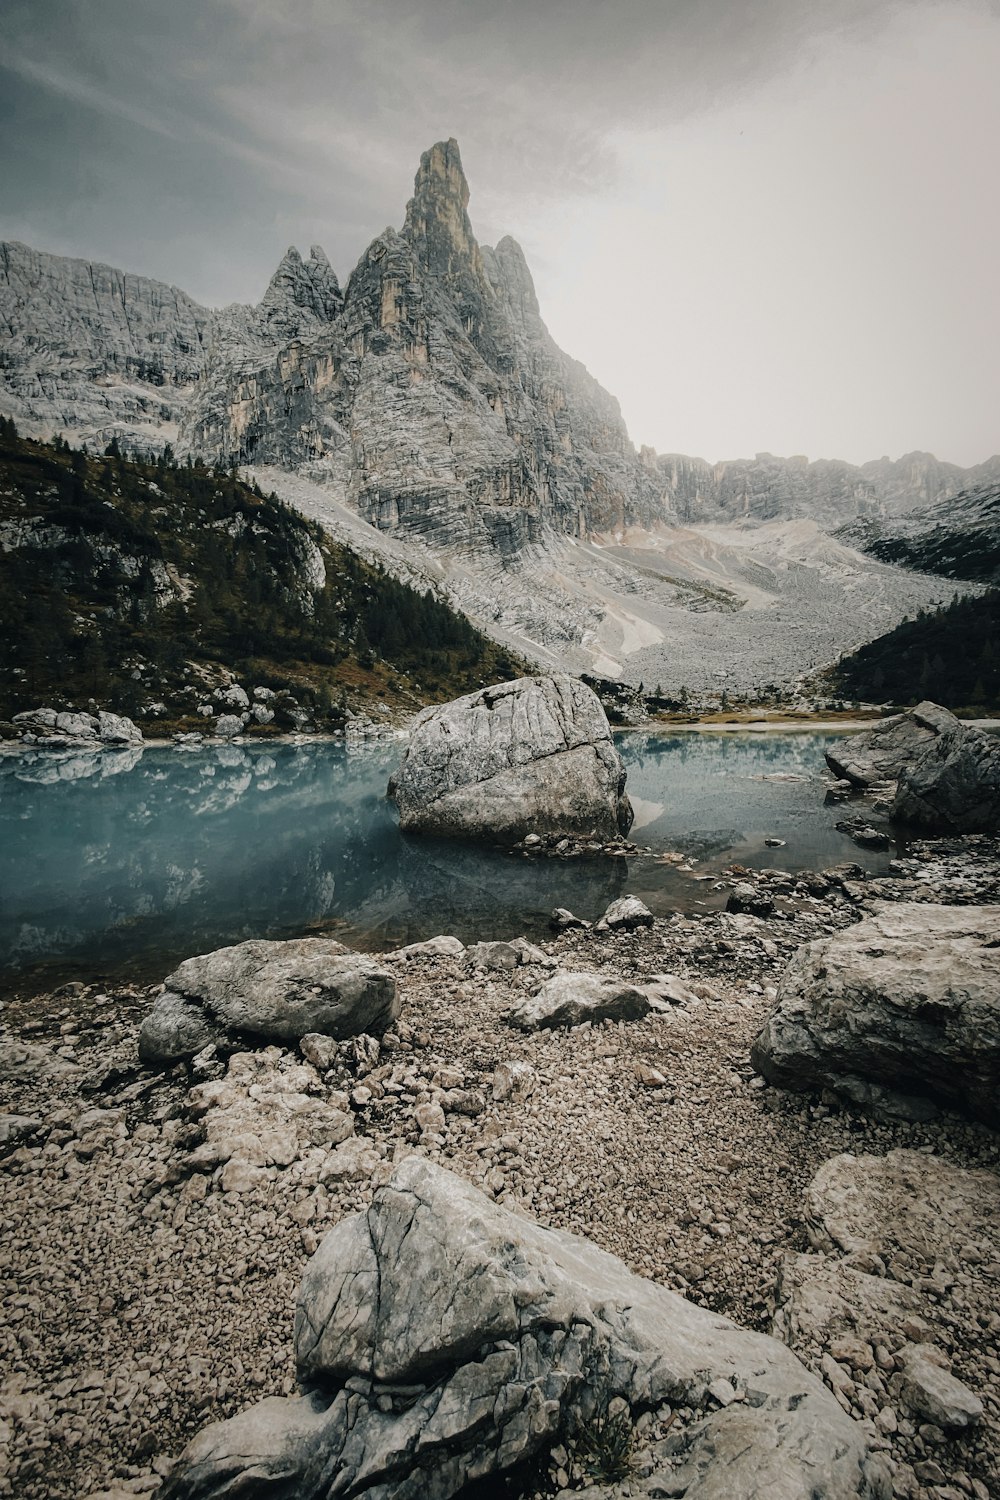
(138, 938, 398, 1066)
(508, 971, 652, 1032)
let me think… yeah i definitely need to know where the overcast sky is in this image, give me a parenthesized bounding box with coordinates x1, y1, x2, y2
(2, 0, 998, 465)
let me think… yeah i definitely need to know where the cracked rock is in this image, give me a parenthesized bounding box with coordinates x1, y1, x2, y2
(161, 1157, 888, 1500)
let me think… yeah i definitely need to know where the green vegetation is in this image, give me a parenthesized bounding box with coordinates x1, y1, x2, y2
(571, 1400, 635, 1485)
(0, 421, 524, 727)
(829, 590, 1000, 713)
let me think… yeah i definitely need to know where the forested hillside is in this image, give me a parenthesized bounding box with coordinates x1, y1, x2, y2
(829, 591, 1000, 713)
(0, 421, 522, 729)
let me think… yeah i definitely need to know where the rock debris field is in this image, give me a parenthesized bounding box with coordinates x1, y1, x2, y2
(1, 837, 999, 1500)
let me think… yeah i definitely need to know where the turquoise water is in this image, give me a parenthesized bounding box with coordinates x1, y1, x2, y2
(0, 731, 888, 991)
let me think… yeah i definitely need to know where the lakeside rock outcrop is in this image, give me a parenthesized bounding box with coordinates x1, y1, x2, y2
(10, 707, 143, 746)
(825, 702, 1000, 834)
(387, 674, 633, 843)
(161, 1156, 887, 1500)
(751, 902, 1000, 1123)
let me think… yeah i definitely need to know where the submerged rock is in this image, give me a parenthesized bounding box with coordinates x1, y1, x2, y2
(139, 938, 398, 1066)
(751, 902, 1000, 1123)
(387, 675, 633, 844)
(160, 1157, 887, 1500)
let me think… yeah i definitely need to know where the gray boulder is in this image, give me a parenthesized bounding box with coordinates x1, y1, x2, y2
(824, 701, 957, 788)
(139, 938, 398, 1066)
(751, 903, 1000, 1123)
(388, 675, 633, 844)
(825, 700, 1000, 833)
(160, 1157, 887, 1500)
(508, 971, 652, 1031)
(892, 719, 1000, 832)
(96, 709, 143, 744)
(213, 714, 244, 739)
(601, 894, 654, 930)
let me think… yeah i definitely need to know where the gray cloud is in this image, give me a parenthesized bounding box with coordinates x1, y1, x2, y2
(1, 0, 997, 462)
(1, 0, 917, 296)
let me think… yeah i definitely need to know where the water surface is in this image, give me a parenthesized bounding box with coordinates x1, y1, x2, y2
(0, 730, 888, 993)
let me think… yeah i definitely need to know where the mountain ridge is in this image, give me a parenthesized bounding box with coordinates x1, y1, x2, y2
(3, 140, 996, 537)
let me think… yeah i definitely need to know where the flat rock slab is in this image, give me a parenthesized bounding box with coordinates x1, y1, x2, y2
(139, 938, 398, 1066)
(751, 902, 1000, 1123)
(387, 674, 633, 844)
(508, 971, 653, 1031)
(161, 1157, 887, 1500)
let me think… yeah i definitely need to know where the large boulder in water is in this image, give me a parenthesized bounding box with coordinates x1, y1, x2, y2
(388, 674, 633, 843)
(751, 902, 1000, 1124)
(139, 938, 398, 1066)
(159, 1157, 887, 1500)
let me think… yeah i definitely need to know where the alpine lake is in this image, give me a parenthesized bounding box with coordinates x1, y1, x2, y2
(0, 728, 890, 995)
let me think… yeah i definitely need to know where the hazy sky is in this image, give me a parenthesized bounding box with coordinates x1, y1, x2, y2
(2, 0, 998, 465)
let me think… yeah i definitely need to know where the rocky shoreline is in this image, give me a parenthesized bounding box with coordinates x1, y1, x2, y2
(1, 835, 998, 1499)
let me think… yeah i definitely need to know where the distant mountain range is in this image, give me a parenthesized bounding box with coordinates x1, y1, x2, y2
(0, 139, 988, 692)
(2, 139, 997, 548)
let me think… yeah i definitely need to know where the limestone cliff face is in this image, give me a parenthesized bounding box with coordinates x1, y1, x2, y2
(653, 448, 1000, 528)
(182, 138, 664, 552)
(0, 240, 210, 446)
(654, 452, 882, 527)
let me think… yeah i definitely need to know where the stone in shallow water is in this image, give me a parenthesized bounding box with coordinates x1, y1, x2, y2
(160, 1158, 887, 1500)
(387, 675, 633, 844)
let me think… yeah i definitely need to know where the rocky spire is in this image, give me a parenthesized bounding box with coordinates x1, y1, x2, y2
(402, 138, 483, 281)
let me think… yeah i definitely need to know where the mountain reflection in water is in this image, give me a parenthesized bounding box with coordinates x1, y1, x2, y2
(0, 731, 890, 991)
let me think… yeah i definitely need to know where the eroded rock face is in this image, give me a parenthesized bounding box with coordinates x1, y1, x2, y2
(138, 939, 398, 1066)
(161, 1157, 887, 1500)
(387, 674, 633, 843)
(751, 903, 1000, 1123)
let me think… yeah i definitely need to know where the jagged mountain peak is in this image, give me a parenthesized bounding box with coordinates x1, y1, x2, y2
(261, 243, 342, 324)
(402, 137, 483, 282)
(483, 236, 541, 322)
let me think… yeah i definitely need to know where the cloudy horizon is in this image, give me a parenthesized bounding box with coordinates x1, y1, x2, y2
(2, 0, 998, 467)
